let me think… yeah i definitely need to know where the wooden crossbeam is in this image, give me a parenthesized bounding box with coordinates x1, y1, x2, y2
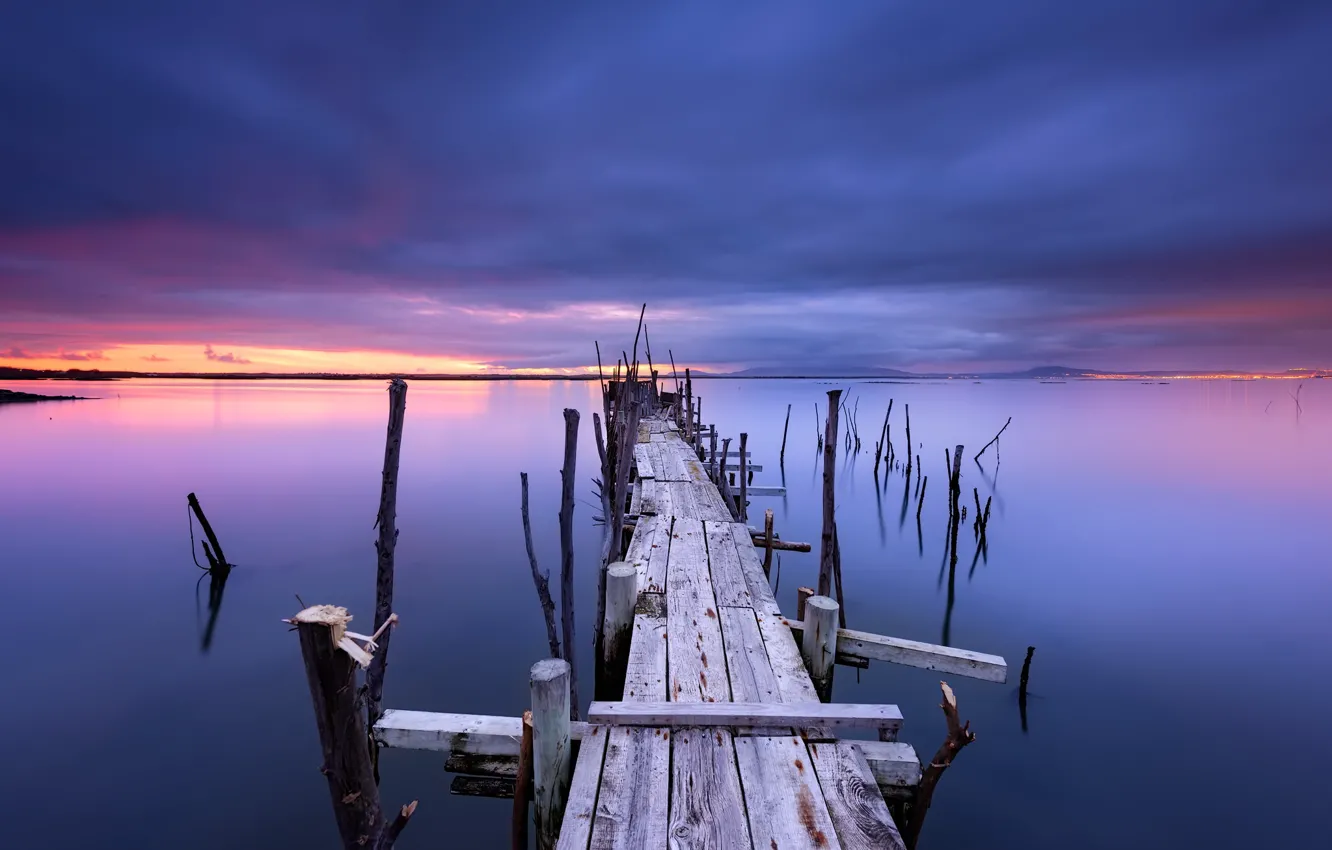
(586, 701, 903, 731)
(783, 620, 1008, 683)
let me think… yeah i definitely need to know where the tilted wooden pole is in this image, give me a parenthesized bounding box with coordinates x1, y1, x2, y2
(187, 492, 230, 570)
(779, 402, 791, 466)
(521, 473, 561, 660)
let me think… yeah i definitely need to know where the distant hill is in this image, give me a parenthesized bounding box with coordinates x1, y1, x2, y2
(722, 366, 918, 378)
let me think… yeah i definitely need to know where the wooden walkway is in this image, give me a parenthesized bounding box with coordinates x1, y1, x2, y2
(557, 414, 908, 849)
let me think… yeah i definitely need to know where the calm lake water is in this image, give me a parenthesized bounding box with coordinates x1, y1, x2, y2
(2, 377, 1329, 849)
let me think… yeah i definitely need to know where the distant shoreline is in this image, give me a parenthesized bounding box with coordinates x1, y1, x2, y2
(0, 388, 94, 404)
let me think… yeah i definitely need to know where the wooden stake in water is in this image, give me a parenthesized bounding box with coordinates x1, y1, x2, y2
(367, 378, 407, 749)
(902, 682, 975, 849)
(558, 409, 581, 720)
(520, 472, 561, 660)
(818, 389, 842, 597)
(779, 402, 791, 465)
(738, 431, 749, 522)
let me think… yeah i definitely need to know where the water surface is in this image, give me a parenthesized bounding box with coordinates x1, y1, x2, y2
(2, 377, 1328, 848)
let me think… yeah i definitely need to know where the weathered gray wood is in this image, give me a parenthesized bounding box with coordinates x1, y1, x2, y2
(588, 727, 670, 848)
(753, 613, 823, 705)
(727, 523, 782, 616)
(762, 509, 775, 577)
(656, 481, 701, 519)
(446, 751, 520, 778)
(638, 478, 661, 517)
(854, 741, 922, 791)
(600, 563, 638, 696)
(556, 725, 609, 850)
(704, 520, 753, 608)
(532, 659, 573, 850)
(738, 484, 786, 496)
(809, 742, 907, 850)
(666, 517, 731, 703)
(367, 378, 408, 740)
(749, 534, 812, 553)
(668, 728, 752, 846)
(587, 701, 903, 732)
(628, 479, 642, 517)
(734, 735, 839, 850)
(623, 598, 668, 701)
(717, 607, 781, 704)
(623, 514, 664, 594)
(657, 442, 691, 481)
(738, 432, 748, 522)
(375, 710, 586, 755)
(782, 621, 1008, 683)
(691, 480, 736, 522)
(720, 462, 763, 472)
(633, 443, 657, 479)
(801, 596, 838, 702)
(649, 431, 668, 443)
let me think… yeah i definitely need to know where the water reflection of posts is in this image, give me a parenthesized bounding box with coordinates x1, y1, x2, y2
(198, 567, 230, 653)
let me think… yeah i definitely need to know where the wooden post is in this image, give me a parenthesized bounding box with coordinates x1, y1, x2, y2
(801, 595, 838, 702)
(904, 403, 912, 477)
(738, 432, 748, 522)
(762, 509, 775, 577)
(718, 438, 737, 520)
(599, 563, 637, 696)
(796, 586, 814, 621)
(531, 659, 572, 850)
(695, 396, 703, 449)
(779, 403, 791, 465)
(367, 378, 407, 744)
(187, 492, 229, 570)
(818, 390, 842, 597)
(288, 605, 416, 849)
(974, 417, 1011, 463)
(709, 428, 719, 484)
(684, 368, 693, 441)
(511, 711, 534, 850)
(558, 409, 582, 720)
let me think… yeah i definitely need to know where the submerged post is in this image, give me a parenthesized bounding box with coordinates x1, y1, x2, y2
(288, 605, 416, 849)
(762, 509, 775, 577)
(779, 402, 791, 466)
(818, 389, 842, 597)
(801, 595, 839, 702)
(367, 378, 407, 747)
(531, 659, 572, 850)
(187, 492, 230, 570)
(558, 409, 582, 720)
(599, 563, 638, 698)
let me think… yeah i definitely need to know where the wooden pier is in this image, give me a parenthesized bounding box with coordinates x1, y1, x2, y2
(295, 358, 1007, 849)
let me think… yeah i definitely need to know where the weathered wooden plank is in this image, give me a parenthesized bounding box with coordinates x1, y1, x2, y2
(555, 725, 610, 850)
(809, 742, 907, 850)
(445, 751, 519, 778)
(638, 478, 661, 516)
(854, 741, 921, 791)
(589, 727, 670, 848)
(623, 515, 660, 593)
(656, 443, 691, 481)
(587, 701, 903, 732)
(705, 521, 753, 608)
(753, 614, 822, 704)
(735, 736, 839, 850)
(375, 710, 589, 755)
(637, 421, 651, 443)
(717, 607, 781, 704)
(451, 775, 516, 798)
(650, 432, 668, 443)
(728, 524, 781, 616)
(628, 480, 643, 517)
(666, 517, 730, 703)
(633, 443, 656, 479)
(691, 481, 736, 523)
(668, 728, 752, 846)
(656, 481, 702, 519)
(739, 484, 786, 496)
(683, 454, 711, 484)
(721, 463, 763, 472)
(623, 601, 668, 701)
(782, 621, 1008, 683)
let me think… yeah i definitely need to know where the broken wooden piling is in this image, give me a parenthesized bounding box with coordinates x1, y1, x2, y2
(801, 594, 839, 702)
(558, 409, 582, 721)
(818, 389, 842, 598)
(367, 377, 407, 751)
(598, 562, 637, 698)
(531, 658, 572, 850)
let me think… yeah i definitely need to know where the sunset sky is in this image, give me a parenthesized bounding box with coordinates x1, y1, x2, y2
(2, 1, 1330, 374)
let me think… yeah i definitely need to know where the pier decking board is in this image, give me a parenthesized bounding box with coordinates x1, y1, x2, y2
(558, 416, 913, 849)
(809, 742, 908, 850)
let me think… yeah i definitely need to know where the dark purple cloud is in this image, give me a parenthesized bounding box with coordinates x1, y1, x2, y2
(203, 345, 249, 365)
(1, 0, 1330, 370)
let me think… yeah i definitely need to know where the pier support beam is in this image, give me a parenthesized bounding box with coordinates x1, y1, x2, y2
(531, 659, 572, 850)
(801, 595, 839, 702)
(598, 562, 637, 698)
